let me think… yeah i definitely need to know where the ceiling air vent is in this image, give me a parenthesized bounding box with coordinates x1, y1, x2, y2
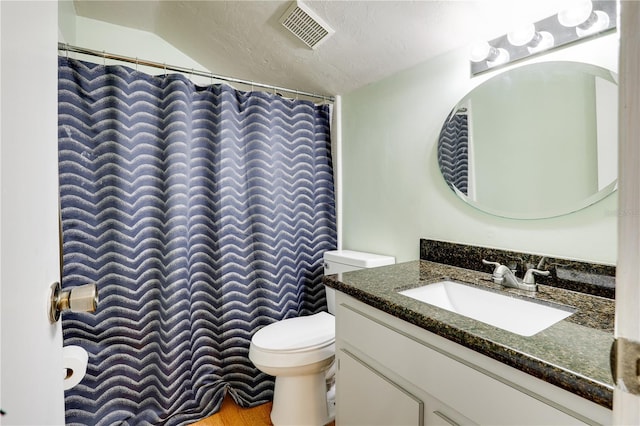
(279, 1, 334, 49)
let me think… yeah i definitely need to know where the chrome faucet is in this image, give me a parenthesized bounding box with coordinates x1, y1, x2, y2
(482, 259, 550, 292)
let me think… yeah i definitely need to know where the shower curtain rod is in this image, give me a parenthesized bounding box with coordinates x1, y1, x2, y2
(58, 42, 335, 103)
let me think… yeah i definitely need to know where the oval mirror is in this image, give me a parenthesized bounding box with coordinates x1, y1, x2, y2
(438, 61, 618, 219)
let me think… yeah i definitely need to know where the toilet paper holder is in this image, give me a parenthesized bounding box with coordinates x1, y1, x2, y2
(49, 282, 98, 323)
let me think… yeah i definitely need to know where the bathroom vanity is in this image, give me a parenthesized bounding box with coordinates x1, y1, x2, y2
(324, 246, 614, 425)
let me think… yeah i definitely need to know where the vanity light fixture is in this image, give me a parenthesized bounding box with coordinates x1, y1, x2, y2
(470, 0, 616, 76)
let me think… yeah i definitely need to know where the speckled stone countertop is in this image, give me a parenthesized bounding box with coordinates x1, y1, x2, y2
(324, 260, 615, 409)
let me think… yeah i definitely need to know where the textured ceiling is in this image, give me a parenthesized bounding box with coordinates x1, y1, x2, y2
(73, 0, 575, 97)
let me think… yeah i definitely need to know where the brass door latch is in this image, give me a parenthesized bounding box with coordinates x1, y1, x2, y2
(610, 337, 640, 395)
(48, 282, 98, 323)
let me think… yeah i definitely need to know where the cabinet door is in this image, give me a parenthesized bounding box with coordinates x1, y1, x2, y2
(337, 349, 423, 426)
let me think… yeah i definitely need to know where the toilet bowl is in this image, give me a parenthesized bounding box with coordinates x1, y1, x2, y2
(249, 312, 335, 426)
(249, 250, 395, 426)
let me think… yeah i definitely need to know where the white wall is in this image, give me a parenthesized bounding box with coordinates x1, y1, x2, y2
(341, 34, 619, 265)
(65, 15, 214, 87)
(58, 0, 76, 44)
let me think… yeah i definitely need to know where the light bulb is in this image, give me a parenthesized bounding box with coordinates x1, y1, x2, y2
(469, 41, 509, 67)
(507, 24, 536, 47)
(527, 31, 555, 54)
(486, 48, 510, 67)
(470, 41, 496, 63)
(576, 10, 610, 37)
(558, 0, 593, 27)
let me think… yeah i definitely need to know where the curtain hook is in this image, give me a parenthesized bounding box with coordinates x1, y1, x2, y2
(135, 57, 138, 71)
(102, 50, 106, 66)
(295, 89, 299, 101)
(65, 43, 69, 59)
(163, 63, 167, 75)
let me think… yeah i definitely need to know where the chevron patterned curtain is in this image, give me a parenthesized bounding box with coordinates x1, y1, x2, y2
(58, 57, 336, 425)
(438, 110, 469, 195)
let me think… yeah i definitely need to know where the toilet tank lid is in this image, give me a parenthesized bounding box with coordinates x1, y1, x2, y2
(323, 250, 395, 268)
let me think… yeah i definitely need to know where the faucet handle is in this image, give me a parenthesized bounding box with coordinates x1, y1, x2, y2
(482, 259, 506, 284)
(523, 268, 550, 285)
(482, 259, 501, 269)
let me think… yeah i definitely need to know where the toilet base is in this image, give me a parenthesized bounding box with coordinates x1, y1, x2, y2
(270, 370, 333, 426)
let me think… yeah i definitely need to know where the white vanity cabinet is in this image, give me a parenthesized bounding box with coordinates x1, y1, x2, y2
(334, 291, 612, 426)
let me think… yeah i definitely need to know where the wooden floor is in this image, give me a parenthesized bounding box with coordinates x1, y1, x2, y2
(191, 396, 272, 426)
(191, 395, 335, 426)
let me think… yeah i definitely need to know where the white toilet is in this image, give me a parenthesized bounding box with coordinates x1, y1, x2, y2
(249, 250, 395, 426)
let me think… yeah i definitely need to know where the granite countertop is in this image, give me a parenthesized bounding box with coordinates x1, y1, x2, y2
(324, 260, 615, 409)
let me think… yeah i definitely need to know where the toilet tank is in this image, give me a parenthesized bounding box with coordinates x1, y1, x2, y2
(323, 250, 395, 314)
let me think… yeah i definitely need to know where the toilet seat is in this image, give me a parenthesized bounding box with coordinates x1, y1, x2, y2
(249, 312, 335, 368)
(252, 311, 334, 351)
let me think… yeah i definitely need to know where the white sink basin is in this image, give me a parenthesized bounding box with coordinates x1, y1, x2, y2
(399, 280, 574, 336)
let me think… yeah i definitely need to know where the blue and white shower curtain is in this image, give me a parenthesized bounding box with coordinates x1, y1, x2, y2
(438, 110, 469, 195)
(58, 57, 336, 425)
